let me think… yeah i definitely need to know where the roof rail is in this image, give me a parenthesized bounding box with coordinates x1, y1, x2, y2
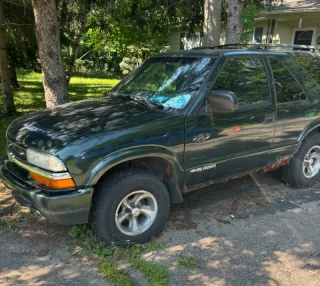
(192, 43, 319, 53)
(213, 43, 254, 49)
(247, 44, 319, 52)
(192, 43, 253, 50)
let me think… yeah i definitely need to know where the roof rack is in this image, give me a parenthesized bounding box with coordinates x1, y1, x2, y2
(213, 43, 253, 49)
(192, 43, 252, 50)
(248, 44, 319, 52)
(192, 43, 319, 53)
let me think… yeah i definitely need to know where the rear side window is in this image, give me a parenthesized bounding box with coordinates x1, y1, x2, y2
(269, 57, 306, 103)
(294, 54, 320, 86)
(212, 58, 269, 106)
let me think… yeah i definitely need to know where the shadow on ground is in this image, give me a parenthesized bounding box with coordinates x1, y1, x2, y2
(146, 170, 320, 285)
(0, 182, 106, 286)
(1, 169, 320, 285)
(0, 228, 105, 286)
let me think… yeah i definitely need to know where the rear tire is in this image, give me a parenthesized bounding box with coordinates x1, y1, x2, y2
(283, 133, 320, 188)
(90, 170, 170, 245)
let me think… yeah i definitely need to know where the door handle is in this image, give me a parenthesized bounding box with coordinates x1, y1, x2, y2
(264, 114, 275, 124)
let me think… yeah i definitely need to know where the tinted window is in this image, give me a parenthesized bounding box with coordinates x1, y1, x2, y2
(294, 54, 320, 86)
(269, 57, 306, 102)
(212, 58, 269, 106)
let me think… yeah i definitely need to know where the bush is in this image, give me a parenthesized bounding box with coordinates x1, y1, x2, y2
(74, 59, 95, 72)
(119, 57, 141, 75)
(119, 44, 169, 75)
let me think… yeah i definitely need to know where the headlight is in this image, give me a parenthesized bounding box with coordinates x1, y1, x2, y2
(26, 149, 67, 172)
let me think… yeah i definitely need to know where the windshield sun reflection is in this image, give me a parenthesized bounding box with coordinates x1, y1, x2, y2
(111, 56, 216, 111)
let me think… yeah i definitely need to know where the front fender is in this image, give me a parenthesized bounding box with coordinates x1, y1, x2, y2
(83, 146, 185, 188)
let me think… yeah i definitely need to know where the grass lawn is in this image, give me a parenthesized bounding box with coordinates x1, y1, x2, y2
(0, 71, 120, 157)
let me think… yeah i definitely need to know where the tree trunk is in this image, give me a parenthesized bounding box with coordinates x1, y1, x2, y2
(226, 0, 244, 44)
(0, 0, 16, 115)
(65, 0, 91, 85)
(203, 0, 221, 47)
(9, 61, 20, 88)
(31, 0, 69, 108)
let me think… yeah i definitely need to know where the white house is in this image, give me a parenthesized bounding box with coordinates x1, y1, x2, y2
(170, 0, 320, 50)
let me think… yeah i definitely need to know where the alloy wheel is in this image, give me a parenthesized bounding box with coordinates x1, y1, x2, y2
(115, 190, 158, 236)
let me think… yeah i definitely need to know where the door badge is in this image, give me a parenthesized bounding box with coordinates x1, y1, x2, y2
(190, 164, 216, 173)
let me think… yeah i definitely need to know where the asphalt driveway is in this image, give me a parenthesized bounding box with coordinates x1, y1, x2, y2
(1, 169, 320, 285)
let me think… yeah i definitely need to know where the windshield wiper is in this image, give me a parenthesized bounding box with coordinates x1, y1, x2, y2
(114, 94, 164, 110)
(131, 95, 156, 109)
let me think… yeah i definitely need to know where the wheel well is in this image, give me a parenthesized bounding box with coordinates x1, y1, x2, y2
(96, 157, 184, 204)
(308, 127, 320, 136)
(298, 127, 320, 144)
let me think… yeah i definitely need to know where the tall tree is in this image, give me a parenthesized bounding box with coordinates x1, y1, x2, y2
(0, 0, 15, 115)
(203, 0, 221, 47)
(84, 0, 172, 73)
(4, 0, 37, 88)
(57, 0, 93, 84)
(31, 0, 68, 108)
(66, 1, 92, 84)
(226, 0, 244, 44)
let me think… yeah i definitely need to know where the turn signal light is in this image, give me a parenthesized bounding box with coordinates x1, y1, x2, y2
(30, 172, 76, 189)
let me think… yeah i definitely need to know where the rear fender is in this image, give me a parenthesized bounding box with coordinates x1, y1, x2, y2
(297, 118, 320, 143)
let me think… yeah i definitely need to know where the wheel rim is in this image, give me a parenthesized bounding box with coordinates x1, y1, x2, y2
(303, 145, 320, 178)
(115, 190, 158, 236)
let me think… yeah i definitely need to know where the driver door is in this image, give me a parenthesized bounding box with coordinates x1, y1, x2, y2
(184, 56, 276, 189)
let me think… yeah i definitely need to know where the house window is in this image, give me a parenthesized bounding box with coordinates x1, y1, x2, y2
(254, 27, 263, 43)
(293, 29, 315, 46)
(180, 32, 203, 50)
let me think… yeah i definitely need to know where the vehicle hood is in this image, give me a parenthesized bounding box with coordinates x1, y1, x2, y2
(7, 98, 179, 153)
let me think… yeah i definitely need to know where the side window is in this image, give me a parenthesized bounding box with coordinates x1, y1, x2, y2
(268, 57, 306, 102)
(294, 55, 320, 86)
(212, 58, 269, 106)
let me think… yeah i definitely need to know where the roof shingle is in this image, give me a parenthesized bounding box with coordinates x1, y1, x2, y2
(274, 0, 320, 10)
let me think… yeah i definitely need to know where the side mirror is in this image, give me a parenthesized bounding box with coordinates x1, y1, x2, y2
(207, 90, 238, 113)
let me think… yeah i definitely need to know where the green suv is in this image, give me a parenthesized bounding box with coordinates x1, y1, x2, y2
(1, 44, 320, 244)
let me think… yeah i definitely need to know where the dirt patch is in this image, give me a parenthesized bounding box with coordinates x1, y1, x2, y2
(0, 228, 106, 286)
(0, 185, 70, 244)
(0, 184, 107, 286)
(166, 174, 272, 231)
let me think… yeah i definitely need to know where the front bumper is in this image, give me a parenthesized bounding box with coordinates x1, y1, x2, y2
(0, 164, 93, 225)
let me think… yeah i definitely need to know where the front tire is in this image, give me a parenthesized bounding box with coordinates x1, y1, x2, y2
(90, 170, 170, 245)
(283, 133, 320, 188)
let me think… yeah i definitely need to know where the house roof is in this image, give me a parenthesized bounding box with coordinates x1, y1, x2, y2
(272, 0, 320, 11)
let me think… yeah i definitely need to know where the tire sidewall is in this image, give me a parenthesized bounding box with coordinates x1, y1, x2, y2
(93, 172, 170, 244)
(293, 134, 320, 187)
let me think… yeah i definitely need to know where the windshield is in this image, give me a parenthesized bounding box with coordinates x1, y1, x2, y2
(111, 56, 215, 111)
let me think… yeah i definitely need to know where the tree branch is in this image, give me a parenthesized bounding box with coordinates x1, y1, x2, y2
(2, 22, 34, 26)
